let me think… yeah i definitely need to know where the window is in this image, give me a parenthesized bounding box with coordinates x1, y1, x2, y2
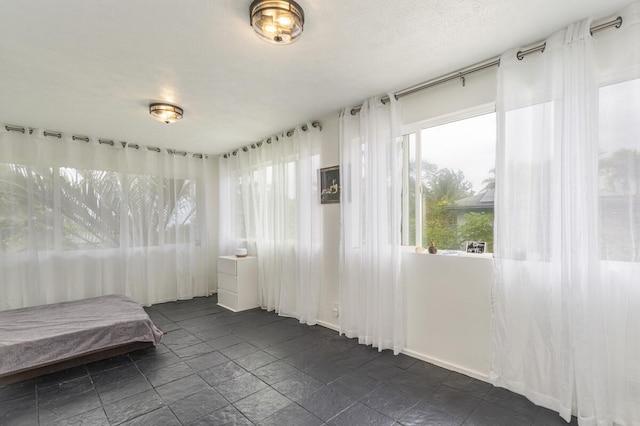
(0, 164, 54, 252)
(230, 158, 300, 252)
(402, 107, 496, 252)
(599, 77, 640, 262)
(0, 163, 197, 252)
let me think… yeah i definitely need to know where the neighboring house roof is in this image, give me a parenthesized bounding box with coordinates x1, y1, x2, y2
(446, 189, 494, 211)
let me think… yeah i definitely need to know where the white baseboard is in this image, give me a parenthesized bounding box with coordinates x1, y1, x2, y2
(312, 320, 490, 383)
(316, 319, 340, 332)
(401, 348, 490, 383)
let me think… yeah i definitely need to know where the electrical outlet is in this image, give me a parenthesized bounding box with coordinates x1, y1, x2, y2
(332, 302, 339, 318)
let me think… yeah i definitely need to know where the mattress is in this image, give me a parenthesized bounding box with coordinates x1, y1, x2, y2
(0, 294, 163, 377)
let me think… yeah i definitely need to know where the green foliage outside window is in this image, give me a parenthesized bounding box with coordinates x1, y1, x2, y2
(404, 158, 495, 252)
(458, 212, 494, 253)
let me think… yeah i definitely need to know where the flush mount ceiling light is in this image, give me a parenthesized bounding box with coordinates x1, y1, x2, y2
(149, 103, 183, 124)
(250, 0, 304, 44)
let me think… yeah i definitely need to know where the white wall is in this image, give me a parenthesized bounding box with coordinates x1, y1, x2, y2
(402, 252, 493, 380)
(315, 67, 497, 380)
(401, 66, 496, 124)
(317, 113, 342, 327)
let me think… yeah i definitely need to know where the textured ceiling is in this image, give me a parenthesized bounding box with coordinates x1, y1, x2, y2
(0, 0, 632, 155)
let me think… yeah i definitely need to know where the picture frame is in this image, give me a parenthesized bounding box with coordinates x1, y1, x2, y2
(465, 241, 486, 254)
(319, 165, 340, 204)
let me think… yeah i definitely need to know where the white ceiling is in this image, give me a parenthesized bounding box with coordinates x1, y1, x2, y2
(0, 0, 631, 155)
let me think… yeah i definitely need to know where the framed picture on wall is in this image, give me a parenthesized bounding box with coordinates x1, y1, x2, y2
(319, 166, 340, 204)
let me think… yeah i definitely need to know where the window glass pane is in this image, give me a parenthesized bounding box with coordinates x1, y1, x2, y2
(599, 78, 640, 262)
(235, 174, 247, 243)
(420, 112, 496, 252)
(403, 134, 418, 246)
(125, 174, 160, 247)
(501, 103, 556, 261)
(60, 167, 122, 249)
(0, 164, 54, 252)
(165, 178, 198, 244)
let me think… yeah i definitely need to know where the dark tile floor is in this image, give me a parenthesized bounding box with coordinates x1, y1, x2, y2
(0, 296, 577, 425)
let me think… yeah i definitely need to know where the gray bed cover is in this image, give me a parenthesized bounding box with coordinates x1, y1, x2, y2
(0, 294, 163, 376)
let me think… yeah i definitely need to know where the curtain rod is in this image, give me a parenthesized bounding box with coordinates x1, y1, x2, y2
(350, 15, 623, 115)
(3, 124, 207, 159)
(222, 120, 322, 159)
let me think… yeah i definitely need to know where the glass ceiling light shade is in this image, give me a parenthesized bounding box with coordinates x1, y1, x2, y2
(149, 103, 184, 124)
(250, 0, 304, 44)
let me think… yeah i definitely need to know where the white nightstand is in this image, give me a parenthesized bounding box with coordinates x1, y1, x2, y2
(217, 255, 259, 312)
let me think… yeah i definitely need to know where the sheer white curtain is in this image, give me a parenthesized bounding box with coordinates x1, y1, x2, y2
(595, 4, 640, 424)
(492, 3, 640, 425)
(0, 127, 212, 310)
(339, 96, 403, 354)
(218, 124, 321, 324)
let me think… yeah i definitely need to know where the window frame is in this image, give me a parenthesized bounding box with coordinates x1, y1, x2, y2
(401, 102, 496, 250)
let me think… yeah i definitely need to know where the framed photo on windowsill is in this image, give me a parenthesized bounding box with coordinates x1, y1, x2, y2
(319, 165, 340, 204)
(465, 241, 486, 254)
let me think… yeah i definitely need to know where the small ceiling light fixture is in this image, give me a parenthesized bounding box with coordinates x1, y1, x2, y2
(149, 103, 184, 124)
(250, 0, 304, 44)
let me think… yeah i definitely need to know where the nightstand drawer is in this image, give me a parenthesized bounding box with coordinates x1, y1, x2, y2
(218, 289, 238, 311)
(218, 272, 238, 292)
(218, 257, 237, 275)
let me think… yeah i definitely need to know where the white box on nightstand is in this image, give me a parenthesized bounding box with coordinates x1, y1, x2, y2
(217, 255, 258, 312)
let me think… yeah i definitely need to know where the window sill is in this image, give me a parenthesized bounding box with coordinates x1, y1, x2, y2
(402, 246, 494, 260)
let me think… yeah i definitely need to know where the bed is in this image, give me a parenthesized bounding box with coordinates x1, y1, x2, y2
(0, 294, 163, 385)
